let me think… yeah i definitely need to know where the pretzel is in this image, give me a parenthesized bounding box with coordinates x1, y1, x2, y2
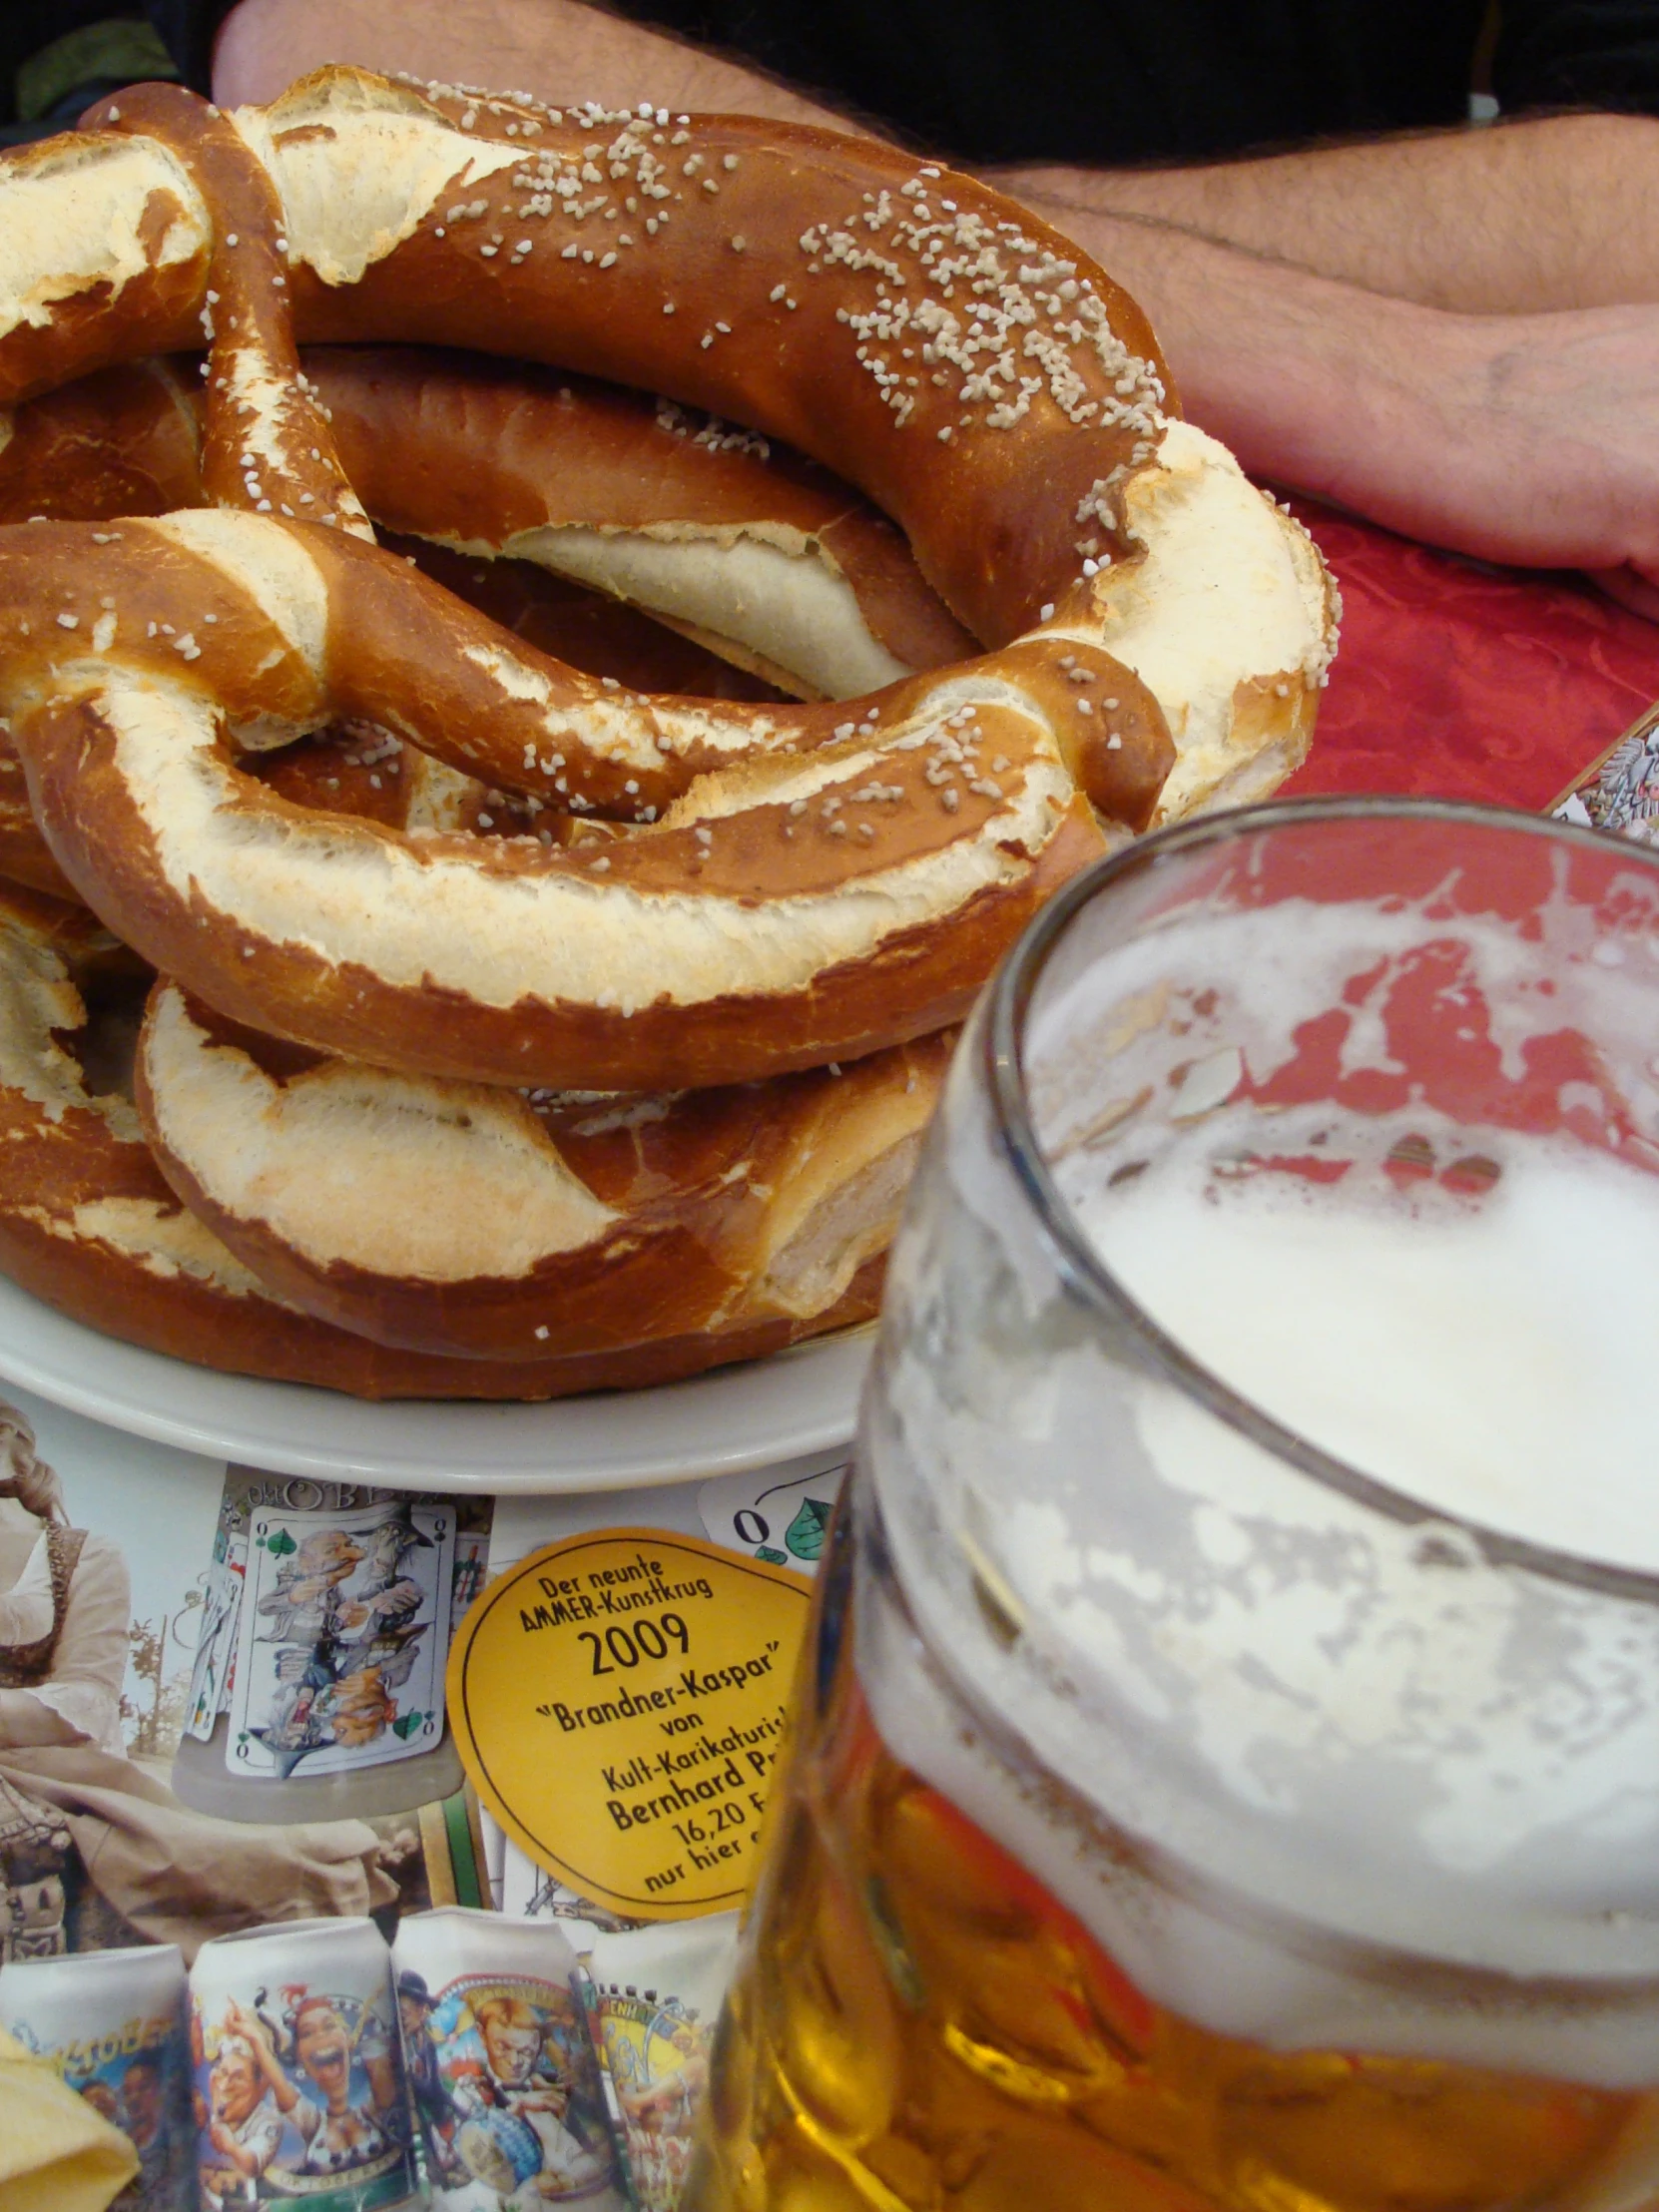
(135, 978, 947, 1360)
(0, 71, 1333, 1092)
(0, 352, 823, 906)
(0, 338, 977, 906)
(0, 349, 847, 905)
(0, 342, 937, 904)
(0, 65, 1335, 1395)
(0, 880, 886, 1395)
(0, 347, 974, 701)
(0, 511, 1127, 1088)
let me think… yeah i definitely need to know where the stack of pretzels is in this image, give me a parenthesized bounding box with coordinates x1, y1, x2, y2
(0, 66, 1337, 1399)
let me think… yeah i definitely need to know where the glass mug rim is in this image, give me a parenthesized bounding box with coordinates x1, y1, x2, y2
(984, 793, 1659, 1610)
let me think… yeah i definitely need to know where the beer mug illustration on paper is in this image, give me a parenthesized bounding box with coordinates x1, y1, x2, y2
(688, 801, 1659, 2212)
(191, 1917, 418, 2211)
(392, 1907, 624, 2211)
(0, 1943, 194, 2210)
(582, 1917, 737, 2212)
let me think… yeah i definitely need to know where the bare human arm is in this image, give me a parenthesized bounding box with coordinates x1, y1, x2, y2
(209, 0, 1659, 614)
(994, 192, 1659, 613)
(211, 0, 849, 130)
(994, 113, 1659, 314)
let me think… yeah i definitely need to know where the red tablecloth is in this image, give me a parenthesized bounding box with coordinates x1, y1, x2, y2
(1278, 499, 1659, 812)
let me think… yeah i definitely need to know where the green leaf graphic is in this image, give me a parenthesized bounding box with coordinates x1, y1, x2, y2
(391, 1710, 427, 1740)
(264, 1526, 297, 1558)
(785, 1498, 832, 1560)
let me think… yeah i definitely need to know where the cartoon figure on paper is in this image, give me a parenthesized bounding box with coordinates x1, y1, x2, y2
(196, 1984, 407, 2205)
(595, 1989, 715, 2212)
(235, 1501, 448, 1782)
(407, 1973, 618, 2208)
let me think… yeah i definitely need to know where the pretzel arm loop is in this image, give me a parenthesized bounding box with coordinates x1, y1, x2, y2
(7, 624, 1105, 1087)
(85, 83, 371, 539)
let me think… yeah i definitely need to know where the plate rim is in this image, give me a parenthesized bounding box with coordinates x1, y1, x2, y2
(0, 1274, 868, 1492)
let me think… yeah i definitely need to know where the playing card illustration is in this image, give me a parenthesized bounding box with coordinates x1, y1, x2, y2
(697, 1462, 844, 1571)
(448, 1525, 490, 1641)
(186, 1528, 247, 1743)
(1556, 703, 1659, 845)
(226, 1498, 454, 1780)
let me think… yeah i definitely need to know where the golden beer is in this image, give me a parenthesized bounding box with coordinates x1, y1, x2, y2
(690, 806, 1659, 2212)
(690, 1522, 1659, 2212)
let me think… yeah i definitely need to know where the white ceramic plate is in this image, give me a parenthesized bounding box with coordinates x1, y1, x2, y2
(0, 1275, 869, 1492)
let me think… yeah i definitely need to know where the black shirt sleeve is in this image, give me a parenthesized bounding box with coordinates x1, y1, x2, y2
(136, 0, 1659, 156)
(602, 0, 1491, 164)
(1494, 0, 1659, 114)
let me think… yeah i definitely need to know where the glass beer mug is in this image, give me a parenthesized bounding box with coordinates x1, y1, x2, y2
(689, 799, 1659, 2212)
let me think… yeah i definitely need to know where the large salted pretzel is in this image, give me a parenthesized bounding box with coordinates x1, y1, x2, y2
(0, 67, 1335, 1390)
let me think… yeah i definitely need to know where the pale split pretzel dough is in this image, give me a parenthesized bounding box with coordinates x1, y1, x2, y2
(0, 66, 1337, 1391)
(0, 346, 979, 702)
(136, 978, 948, 1361)
(0, 880, 893, 1393)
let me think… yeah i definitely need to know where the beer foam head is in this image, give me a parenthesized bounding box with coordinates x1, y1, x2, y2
(862, 810, 1659, 2080)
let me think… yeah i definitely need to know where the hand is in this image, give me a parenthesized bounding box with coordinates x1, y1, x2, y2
(224, 1997, 268, 2051)
(514, 2088, 568, 2115)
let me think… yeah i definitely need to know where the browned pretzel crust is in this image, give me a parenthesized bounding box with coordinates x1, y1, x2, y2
(0, 881, 884, 1396)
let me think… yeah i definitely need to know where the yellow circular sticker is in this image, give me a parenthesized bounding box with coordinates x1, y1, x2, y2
(448, 1527, 813, 1920)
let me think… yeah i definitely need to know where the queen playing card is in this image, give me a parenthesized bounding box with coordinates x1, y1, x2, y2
(226, 1497, 455, 1781)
